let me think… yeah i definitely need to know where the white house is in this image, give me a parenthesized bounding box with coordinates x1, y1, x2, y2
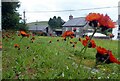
(62, 15, 107, 38)
(62, 15, 88, 37)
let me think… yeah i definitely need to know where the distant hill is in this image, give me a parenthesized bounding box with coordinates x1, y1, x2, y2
(27, 21, 48, 26)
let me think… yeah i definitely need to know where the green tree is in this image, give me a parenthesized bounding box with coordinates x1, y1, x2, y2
(2, 2, 26, 30)
(48, 18, 55, 29)
(48, 16, 65, 30)
(57, 16, 65, 28)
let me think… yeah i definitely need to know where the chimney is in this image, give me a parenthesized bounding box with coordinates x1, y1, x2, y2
(69, 15, 73, 20)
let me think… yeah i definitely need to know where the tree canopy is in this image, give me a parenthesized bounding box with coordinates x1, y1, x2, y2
(2, 2, 27, 30)
(48, 16, 65, 30)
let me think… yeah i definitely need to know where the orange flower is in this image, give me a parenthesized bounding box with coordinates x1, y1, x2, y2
(98, 14, 115, 28)
(96, 46, 108, 55)
(96, 46, 120, 64)
(91, 40, 96, 48)
(82, 39, 96, 48)
(108, 51, 120, 64)
(86, 13, 115, 28)
(70, 36, 74, 39)
(85, 36, 90, 41)
(20, 31, 27, 35)
(86, 13, 101, 21)
(62, 31, 74, 38)
(82, 40, 87, 47)
(14, 44, 20, 48)
(20, 31, 30, 37)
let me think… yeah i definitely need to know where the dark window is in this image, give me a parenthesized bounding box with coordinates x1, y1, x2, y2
(118, 33, 120, 36)
(119, 27, 120, 30)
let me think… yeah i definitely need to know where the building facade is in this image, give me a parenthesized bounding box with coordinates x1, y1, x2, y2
(27, 22, 48, 33)
(62, 15, 88, 37)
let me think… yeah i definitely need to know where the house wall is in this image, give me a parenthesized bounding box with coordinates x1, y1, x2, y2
(112, 25, 119, 40)
(62, 27, 86, 37)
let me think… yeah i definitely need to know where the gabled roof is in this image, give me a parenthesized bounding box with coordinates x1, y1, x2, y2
(62, 17, 87, 27)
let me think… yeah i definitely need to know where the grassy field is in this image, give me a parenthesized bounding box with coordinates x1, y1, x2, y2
(2, 31, 120, 79)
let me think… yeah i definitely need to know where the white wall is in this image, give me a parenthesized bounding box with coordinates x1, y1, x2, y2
(112, 25, 118, 40)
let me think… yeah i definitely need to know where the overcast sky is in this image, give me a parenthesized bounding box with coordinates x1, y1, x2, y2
(18, 0, 120, 23)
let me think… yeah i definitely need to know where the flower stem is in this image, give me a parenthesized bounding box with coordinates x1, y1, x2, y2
(76, 27, 98, 75)
(84, 27, 98, 53)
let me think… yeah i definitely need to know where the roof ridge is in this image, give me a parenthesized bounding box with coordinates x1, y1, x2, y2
(62, 17, 87, 27)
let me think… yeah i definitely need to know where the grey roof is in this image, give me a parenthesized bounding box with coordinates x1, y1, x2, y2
(62, 17, 87, 27)
(27, 21, 48, 32)
(28, 25, 47, 30)
(28, 25, 47, 32)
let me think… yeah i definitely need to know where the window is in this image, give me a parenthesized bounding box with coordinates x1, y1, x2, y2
(118, 33, 120, 36)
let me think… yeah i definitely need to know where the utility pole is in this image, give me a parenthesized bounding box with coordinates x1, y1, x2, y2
(23, 10, 26, 25)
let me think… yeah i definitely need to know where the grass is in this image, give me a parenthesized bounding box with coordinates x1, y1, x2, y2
(2, 31, 120, 79)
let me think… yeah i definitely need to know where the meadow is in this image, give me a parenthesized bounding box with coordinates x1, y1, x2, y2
(2, 31, 120, 79)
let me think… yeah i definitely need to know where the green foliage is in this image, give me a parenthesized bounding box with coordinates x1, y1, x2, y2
(100, 28, 113, 35)
(2, 2, 22, 30)
(48, 16, 65, 30)
(17, 22, 28, 31)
